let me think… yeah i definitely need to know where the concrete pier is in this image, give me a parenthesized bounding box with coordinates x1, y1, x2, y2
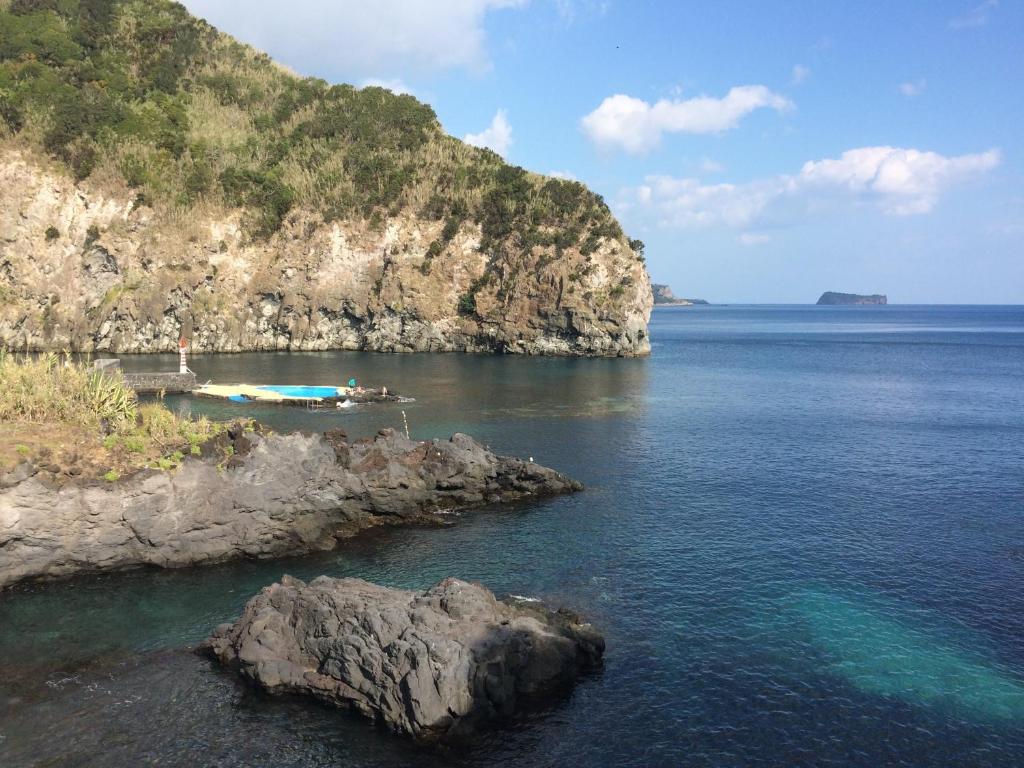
(122, 371, 197, 394)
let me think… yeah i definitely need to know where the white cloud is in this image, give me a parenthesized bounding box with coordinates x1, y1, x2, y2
(581, 85, 793, 154)
(799, 146, 1001, 214)
(898, 79, 926, 97)
(360, 78, 414, 96)
(791, 65, 811, 85)
(549, 170, 578, 181)
(464, 110, 513, 157)
(619, 146, 1001, 228)
(180, 0, 527, 78)
(949, 0, 998, 28)
(738, 233, 772, 246)
(698, 157, 726, 174)
(621, 175, 786, 229)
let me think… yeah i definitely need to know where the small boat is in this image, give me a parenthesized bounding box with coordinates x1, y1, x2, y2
(193, 383, 401, 407)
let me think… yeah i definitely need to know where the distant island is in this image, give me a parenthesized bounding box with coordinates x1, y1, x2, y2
(652, 284, 708, 306)
(816, 292, 887, 306)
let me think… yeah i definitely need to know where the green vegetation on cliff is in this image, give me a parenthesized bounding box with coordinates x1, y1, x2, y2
(0, 0, 636, 259)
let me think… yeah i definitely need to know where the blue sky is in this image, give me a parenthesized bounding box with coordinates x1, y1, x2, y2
(182, 0, 1023, 303)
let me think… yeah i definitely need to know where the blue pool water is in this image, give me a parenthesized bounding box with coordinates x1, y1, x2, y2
(2, 305, 1023, 766)
(257, 385, 343, 398)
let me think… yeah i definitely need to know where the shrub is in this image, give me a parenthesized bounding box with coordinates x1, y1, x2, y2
(121, 156, 148, 188)
(421, 194, 446, 220)
(457, 273, 491, 317)
(123, 435, 146, 453)
(44, 225, 59, 241)
(0, 351, 137, 430)
(457, 291, 476, 317)
(220, 166, 296, 238)
(66, 139, 98, 180)
(441, 217, 459, 243)
(184, 159, 213, 199)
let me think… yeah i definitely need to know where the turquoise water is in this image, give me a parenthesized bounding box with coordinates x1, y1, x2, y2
(2, 305, 1024, 766)
(256, 385, 344, 398)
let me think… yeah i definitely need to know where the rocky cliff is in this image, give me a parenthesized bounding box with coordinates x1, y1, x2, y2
(0, 1, 651, 356)
(201, 575, 604, 742)
(0, 426, 581, 589)
(0, 150, 651, 355)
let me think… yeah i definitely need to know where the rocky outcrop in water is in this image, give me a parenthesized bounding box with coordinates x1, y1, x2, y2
(200, 575, 604, 742)
(0, 428, 580, 590)
(0, 151, 651, 357)
(816, 291, 887, 305)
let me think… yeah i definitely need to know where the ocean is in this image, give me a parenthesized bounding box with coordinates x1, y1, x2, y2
(2, 304, 1023, 767)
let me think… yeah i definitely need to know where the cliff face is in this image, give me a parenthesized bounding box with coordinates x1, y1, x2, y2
(0, 150, 651, 355)
(0, 0, 651, 356)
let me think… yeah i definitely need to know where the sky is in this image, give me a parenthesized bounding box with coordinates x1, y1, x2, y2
(180, 0, 1024, 303)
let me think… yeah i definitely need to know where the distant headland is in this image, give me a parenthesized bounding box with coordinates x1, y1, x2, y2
(816, 292, 887, 306)
(653, 284, 708, 306)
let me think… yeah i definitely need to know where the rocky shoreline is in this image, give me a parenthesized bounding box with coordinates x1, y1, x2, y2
(200, 575, 604, 742)
(0, 426, 581, 590)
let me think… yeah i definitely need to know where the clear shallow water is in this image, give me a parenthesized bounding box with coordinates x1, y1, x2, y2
(3, 305, 1024, 767)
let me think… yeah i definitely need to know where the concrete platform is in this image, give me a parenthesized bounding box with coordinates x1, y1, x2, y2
(122, 372, 197, 394)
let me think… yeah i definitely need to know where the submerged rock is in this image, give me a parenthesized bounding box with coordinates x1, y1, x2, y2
(0, 429, 580, 589)
(200, 576, 604, 742)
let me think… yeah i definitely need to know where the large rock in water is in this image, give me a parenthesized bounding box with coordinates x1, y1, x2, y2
(0, 428, 580, 589)
(200, 576, 604, 742)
